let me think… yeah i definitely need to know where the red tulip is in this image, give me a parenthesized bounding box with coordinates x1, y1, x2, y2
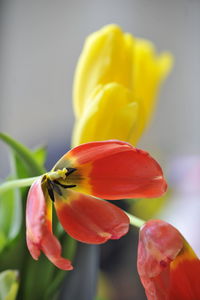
(26, 140, 167, 270)
(137, 219, 200, 300)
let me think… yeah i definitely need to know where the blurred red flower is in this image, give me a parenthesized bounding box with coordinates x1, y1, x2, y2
(137, 219, 200, 300)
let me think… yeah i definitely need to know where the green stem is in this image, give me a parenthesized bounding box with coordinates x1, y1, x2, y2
(126, 212, 145, 228)
(0, 176, 40, 195)
(0, 170, 66, 195)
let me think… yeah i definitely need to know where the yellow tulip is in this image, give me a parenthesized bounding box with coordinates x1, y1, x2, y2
(72, 83, 141, 146)
(72, 24, 173, 146)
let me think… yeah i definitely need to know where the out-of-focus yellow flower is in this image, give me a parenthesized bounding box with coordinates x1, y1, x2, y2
(72, 83, 141, 146)
(72, 24, 173, 147)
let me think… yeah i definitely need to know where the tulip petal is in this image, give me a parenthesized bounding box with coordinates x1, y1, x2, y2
(54, 140, 131, 169)
(73, 24, 134, 118)
(54, 189, 129, 244)
(26, 178, 48, 260)
(72, 24, 173, 146)
(170, 243, 200, 300)
(128, 40, 173, 145)
(88, 147, 167, 199)
(26, 178, 73, 270)
(72, 83, 140, 147)
(137, 220, 183, 300)
(41, 224, 73, 270)
(54, 140, 167, 199)
(137, 220, 200, 300)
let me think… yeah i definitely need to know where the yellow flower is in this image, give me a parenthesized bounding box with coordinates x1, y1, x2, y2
(72, 24, 173, 146)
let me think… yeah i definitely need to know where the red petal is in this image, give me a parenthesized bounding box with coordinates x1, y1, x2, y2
(54, 189, 129, 244)
(88, 147, 167, 199)
(26, 178, 73, 270)
(137, 220, 200, 300)
(170, 244, 200, 300)
(53, 140, 167, 199)
(53, 140, 131, 169)
(41, 223, 73, 270)
(137, 220, 183, 300)
(26, 178, 47, 260)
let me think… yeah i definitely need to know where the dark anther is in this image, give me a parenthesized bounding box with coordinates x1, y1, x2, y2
(51, 181, 62, 196)
(47, 178, 63, 202)
(47, 179, 55, 202)
(54, 180, 76, 189)
(63, 184, 77, 188)
(65, 168, 77, 176)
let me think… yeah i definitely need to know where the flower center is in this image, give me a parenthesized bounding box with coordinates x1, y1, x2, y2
(45, 168, 77, 201)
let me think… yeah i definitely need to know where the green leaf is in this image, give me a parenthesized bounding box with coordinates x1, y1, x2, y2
(32, 146, 47, 167)
(0, 132, 45, 176)
(0, 270, 19, 300)
(0, 137, 47, 253)
(0, 232, 7, 253)
(8, 146, 47, 181)
(0, 178, 22, 250)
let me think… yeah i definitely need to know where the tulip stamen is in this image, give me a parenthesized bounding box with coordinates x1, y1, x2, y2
(54, 180, 76, 189)
(47, 178, 63, 202)
(65, 168, 77, 176)
(46, 177, 77, 202)
(47, 179, 56, 202)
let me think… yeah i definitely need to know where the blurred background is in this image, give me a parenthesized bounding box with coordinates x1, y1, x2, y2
(0, 1, 199, 299)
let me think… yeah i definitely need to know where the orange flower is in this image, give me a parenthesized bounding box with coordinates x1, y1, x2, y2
(137, 219, 200, 300)
(26, 140, 167, 270)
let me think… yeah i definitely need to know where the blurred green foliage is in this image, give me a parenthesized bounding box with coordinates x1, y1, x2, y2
(0, 270, 19, 300)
